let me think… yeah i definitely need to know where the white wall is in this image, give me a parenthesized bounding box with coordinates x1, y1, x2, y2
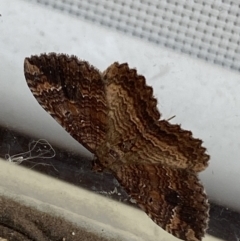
(1, 0, 240, 213)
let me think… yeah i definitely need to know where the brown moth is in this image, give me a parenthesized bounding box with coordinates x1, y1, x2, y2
(24, 53, 209, 241)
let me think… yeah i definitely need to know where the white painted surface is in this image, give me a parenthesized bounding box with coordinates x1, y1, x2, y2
(0, 0, 239, 220)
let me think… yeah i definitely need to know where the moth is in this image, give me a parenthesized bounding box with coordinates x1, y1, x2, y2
(24, 53, 209, 241)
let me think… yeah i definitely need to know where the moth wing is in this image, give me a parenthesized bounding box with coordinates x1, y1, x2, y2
(103, 62, 209, 172)
(113, 163, 209, 241)
(24, 53, 107, 153)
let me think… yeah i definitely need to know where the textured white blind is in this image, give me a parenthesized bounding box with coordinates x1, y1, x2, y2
(27, 0, 240, 71)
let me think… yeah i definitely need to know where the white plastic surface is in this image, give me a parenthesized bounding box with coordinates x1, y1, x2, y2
(0, 160, 222, 241)
(0, 0, 240, 220)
